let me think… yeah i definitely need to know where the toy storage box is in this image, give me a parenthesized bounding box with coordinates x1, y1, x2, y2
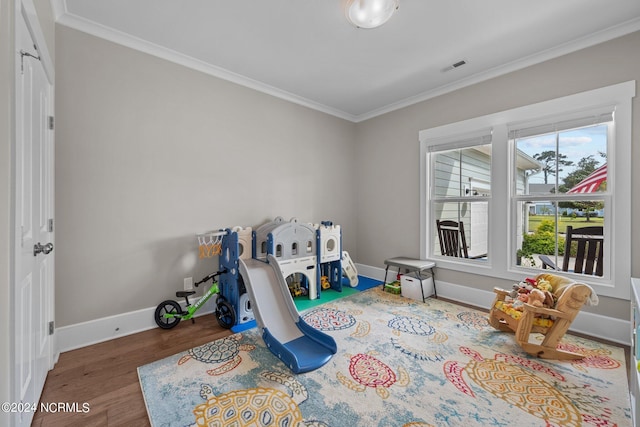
(400, 275, 434, 302)
(384, 281, 401, 295)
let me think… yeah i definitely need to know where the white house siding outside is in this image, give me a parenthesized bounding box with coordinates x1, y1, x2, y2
(434, 147, 539, 259)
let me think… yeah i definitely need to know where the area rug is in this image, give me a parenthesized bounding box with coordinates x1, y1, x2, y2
(138, 287, 631, 427)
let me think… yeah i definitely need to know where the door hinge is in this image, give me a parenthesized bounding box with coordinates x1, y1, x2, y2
(48, 321, 54, 335)
(48, 218, 54, 232)
(48, 116, 54, 130)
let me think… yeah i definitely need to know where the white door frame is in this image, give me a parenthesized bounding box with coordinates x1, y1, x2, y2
(11, 1, 55, 425)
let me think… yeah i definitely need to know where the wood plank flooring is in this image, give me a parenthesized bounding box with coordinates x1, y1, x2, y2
(31, 315, 232, 427)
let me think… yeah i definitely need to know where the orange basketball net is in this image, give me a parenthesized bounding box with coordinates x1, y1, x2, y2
(197, 231, 225, 258)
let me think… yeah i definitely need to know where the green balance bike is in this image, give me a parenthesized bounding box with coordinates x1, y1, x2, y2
(154, 270, 235, 330)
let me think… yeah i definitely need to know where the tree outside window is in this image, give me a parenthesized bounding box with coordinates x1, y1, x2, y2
(513, 123, 608, 274)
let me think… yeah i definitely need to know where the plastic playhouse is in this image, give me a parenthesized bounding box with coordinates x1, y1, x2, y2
(195, 217, 358, 373)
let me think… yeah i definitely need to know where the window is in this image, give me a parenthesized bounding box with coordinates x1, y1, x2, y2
(428, 132, 491, 260)
(419, 81, 634, 299)
(511, 113, 611, 277)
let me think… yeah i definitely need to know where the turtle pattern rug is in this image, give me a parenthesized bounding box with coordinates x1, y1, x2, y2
(138, 287, 631, 427)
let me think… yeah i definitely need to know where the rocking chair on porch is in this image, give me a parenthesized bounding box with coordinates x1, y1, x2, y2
(436, 220, 487, 259)
(488, 273, 598, 360)
(539, 225, 604, 276)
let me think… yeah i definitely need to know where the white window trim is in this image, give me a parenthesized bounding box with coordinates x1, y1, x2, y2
(419, 81, 635, 300)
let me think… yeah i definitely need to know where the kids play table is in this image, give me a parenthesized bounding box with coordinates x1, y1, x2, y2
(383, 257, 437, 298)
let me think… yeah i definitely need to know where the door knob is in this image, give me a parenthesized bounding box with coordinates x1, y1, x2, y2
(33, 242, 54, 256)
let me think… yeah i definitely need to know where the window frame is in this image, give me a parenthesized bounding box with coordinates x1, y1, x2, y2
(509, 117, 612, 280)
(427, 130, 492, 263)
(419, 81, 635, 299)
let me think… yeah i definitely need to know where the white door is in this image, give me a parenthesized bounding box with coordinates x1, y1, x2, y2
(13, 8, 54, 427)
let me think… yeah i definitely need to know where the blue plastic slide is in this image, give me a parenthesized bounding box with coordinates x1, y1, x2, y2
(238, 255, 337, 374)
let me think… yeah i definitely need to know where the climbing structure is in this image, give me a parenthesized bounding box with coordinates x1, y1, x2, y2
(202, 216, 357, 327)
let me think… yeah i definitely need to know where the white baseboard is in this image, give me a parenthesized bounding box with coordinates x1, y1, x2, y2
(355, 263, 385, 282)
(55, 295, 217, 356)
(357, 263, 630, 346)
(435, 279, 630, 346)
(55, 263, 630, 356)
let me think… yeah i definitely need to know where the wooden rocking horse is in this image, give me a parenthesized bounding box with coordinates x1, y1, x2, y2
(488, 273, 597, 360)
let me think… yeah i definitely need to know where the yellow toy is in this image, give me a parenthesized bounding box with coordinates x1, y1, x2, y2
(321, 276, 331, 290)
(536, 277, 553, 293)
(288, 281, 304, 297)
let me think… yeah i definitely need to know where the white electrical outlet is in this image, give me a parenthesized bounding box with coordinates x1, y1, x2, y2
(184, 277, 193, 290)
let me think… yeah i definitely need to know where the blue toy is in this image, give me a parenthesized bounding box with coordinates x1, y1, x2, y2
(181, 217, 358, 373)
(239, 254, 337, 373)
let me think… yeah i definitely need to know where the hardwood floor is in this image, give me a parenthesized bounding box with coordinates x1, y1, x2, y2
(31, 315, 232, 427)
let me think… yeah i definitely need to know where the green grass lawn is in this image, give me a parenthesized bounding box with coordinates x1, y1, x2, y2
(528, 215, 603, 232)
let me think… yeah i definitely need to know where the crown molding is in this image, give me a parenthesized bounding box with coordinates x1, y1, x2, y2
(53, 2, 640, 124)
(54, 6, 358, 122)
(354, 16, 640, 122)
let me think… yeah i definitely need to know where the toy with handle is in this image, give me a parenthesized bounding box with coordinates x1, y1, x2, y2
(154, 269, 236, 330)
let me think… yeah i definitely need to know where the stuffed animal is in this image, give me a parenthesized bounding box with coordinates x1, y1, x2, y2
(527, 288, 546, 307)
(543, 290, 555, 308)
(511, 292, 529, 311)
(537, 273, 574, 294)
(536, 277, 553, 293)
(507, 281, 526, 299)
(508, 283, 521, 299)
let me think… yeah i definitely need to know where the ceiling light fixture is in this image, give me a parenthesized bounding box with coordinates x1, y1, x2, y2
(344, 0, 400, 29)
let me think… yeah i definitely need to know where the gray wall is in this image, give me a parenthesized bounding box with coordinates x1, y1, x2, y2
(55, 24, 638, 328)
(33, 0, 54, 65)
(354, 30, 640, 320)
(55, 26, 357, 327)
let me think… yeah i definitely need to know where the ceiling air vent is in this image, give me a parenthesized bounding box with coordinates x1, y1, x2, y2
(442, 59, 467, 72)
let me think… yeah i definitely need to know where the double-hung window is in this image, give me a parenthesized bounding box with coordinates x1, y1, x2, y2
(419, 81, 634, 299)
(510, 110, 612, 277)
(427, 131, 492, 261)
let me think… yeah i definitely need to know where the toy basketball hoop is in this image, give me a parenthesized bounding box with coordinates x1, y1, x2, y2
(197, 230, 225, 258)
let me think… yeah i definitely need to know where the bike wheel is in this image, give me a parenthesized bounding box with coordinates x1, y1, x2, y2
(154, 300, 182, 329)
(216, 299, 236, 329)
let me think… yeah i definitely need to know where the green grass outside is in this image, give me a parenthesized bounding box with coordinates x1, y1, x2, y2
(528, 215, 603, 232)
